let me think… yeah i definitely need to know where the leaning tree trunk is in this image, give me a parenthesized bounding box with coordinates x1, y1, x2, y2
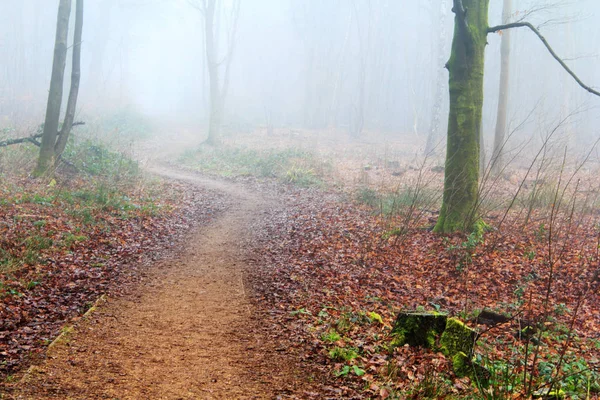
(34, 0, 71, 177)
(491, 0, 512, 175)
(204, 0, 222, 146)
(434, 0, 489, 233)
(55, 0, 84, 159)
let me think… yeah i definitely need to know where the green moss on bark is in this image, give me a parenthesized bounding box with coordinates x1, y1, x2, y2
(390, 312, 447, 349)
(390, 313, 491, 385)
(440, 318, 476, 357)
(442, 319, 489, 386)
(435, 0, 490, 233)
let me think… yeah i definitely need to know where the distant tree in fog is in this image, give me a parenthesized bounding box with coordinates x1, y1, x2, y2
(425, 0, 449, 155)
(435, 0, 600, 233)
(350, 0, 372, 137)
(34, 0, 84, 176)
(490, 0, 512, 176)
(87, 0, 116, 101)
(190, 0, 240, 146)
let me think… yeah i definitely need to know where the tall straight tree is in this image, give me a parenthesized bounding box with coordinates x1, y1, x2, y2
(351, 0, 372, 137)
(434, 0, 488, 233)
(34, 0, 84, 176)
(435, 0, 600, 233)
(192, 0, 240, 145)
(33, 0, 71, 176)
(56, 0, 84, 158)
(203, 0, 220, 145)
(425, 0, 448, 155)
(490, 0, 512, 175)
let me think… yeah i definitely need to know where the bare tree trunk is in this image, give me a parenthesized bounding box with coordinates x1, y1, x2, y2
(351, 0, 371, 138)
(425, 0, 448, 155)
(87, 0, 114, 100)
(561, 21, 574, 148)
(204, 0, 222, 145)
(55, 0, 84, 160)
(34, 0, 72, 177)
(198, 0, 239, 145)
(220, 0, 240, 117)
(491, 0, 512, 175)
(302, 46, 315, 128)
(328, 10, 352, 129)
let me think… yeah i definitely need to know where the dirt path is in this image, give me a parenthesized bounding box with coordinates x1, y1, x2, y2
(11, 167, 305, 399)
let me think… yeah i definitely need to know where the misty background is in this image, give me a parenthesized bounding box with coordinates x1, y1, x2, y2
(1, 0, 599, 154)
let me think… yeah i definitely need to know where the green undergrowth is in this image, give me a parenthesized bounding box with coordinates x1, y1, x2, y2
(179, 145, 330, 187)
(355, 185, 442, 241)
(355, 187, 440, 215)
(476, 332, 600, 399)
(287, 300, 600, 399)
(0, 140, 168, 276)
(62, 138, 139, 178)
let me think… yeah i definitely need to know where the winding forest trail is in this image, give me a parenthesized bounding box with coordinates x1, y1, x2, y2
(12, 166, 305, 399)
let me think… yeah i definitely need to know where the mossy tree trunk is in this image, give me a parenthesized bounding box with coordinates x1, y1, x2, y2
(434, 0, 489, 233)
(33, 0, 72, 177)
(435, 0, 600, 232)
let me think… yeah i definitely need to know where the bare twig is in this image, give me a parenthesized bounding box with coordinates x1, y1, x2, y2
(488, 21, 600, 96)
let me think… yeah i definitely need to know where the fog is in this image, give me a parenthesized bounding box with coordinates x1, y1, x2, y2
(1, 0, 599, 153)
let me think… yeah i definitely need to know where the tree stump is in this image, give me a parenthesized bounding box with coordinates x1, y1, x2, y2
(440, 318, 476, 357)
(391, 312, 489, 386)
(391, 311, 447, 348)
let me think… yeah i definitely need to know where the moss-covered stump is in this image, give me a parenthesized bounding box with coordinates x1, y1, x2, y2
(440, 318, 476, 357)
(440, 318, 489, 384)
(391, 312, 490, 385)
(391, 312, 447, 348)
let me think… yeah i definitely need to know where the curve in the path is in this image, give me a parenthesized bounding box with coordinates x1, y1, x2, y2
(12, 167, 300, 400)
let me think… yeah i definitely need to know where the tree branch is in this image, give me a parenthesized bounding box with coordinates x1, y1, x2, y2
(0, 135, 41, 147)
(187, 0, 205, 15)
(19, 136, 77, 170)
(488, 21, 600, 97)
(0, 122, 85, 148)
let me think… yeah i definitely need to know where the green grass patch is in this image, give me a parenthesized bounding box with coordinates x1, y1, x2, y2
(329, 346, 359, 362)
(321, 330, 342, 343)
(0, 138, 167, 276)
(355, 186, 440, 217)
(179, 145, 329, 187)
(63, 139, 139, 178)
(475, 330, 600, 399)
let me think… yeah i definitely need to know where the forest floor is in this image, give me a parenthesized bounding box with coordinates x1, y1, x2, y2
(6, 166, 314, 399)
(2, 127, 599, 399)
